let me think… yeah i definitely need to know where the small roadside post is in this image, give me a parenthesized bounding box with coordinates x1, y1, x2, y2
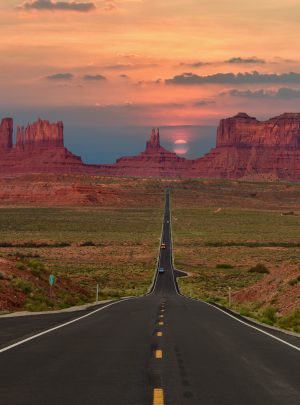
(49, 274, 55, 298)
(96, 284, 99, 303)
(228, 287, 232, 308)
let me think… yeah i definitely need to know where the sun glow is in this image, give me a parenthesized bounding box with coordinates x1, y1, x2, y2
(174, 147, 188, 155)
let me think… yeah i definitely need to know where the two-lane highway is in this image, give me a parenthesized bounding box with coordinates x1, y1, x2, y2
(0, 191, 299, 404)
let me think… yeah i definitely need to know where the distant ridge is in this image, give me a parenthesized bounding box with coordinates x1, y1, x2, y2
(1, 113, 300, 181)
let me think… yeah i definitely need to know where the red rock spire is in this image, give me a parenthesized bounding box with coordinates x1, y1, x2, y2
(146, 128, 160, 150)
(16, 119, 64, 148)
(0, 118, 13, 152)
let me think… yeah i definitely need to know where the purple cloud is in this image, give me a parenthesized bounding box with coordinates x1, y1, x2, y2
(19, 0, 96, 12)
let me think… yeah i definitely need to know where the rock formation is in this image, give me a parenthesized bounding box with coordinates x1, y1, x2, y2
(2, 113, 300, 181)
(195, 112, 300, 180)
(146, 128, 161, 150)
(0, 118, 13, 152)
(107, 127, 195, 177)
(216, 112, 300, 148)
(16, 119, 64, 149)
(0, 118, 85, 175)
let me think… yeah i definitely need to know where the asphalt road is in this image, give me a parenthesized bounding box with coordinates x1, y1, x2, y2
(0, 192, 299, 405)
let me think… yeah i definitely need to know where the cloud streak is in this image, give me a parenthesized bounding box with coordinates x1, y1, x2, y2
(83, 74, 107, 81)
(179, 61, 210, 68)
(179, 57, 266, 68)
(193, 100, 215, 106)
(104, 63, 159, 70)
(222, 87, 300, 99)
(46, 72, 74, 80)
(166, 71, 300, 85)
(19, 0, 96, 12)
(226, 57, 266, 64)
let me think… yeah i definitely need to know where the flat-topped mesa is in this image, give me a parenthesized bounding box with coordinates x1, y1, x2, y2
(217, 112, 300, 148)
(16, 119, 64, 149)
(0, 118, 13, 152)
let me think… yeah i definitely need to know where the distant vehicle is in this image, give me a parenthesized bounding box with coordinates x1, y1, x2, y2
(159, 267, 165, 274)
(161, 243, 166, 249)
(167, 220, 169, 224)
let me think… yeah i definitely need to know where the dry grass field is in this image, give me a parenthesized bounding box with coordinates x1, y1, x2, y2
(0, 205, 163, 311)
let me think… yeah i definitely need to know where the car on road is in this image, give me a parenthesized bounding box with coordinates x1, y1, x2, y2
(161, 243, 166, 249)
(159, 267, 165, 274)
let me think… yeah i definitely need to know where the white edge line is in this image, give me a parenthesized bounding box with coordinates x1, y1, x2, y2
(168, 193, 300, 353)
(0, 298, 136, 354)
(168, 191, 181, 295)
(5, 193, 298, 354)
(204, 300, 300, 352)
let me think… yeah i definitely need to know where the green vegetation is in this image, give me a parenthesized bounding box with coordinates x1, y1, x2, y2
(216, 263, 234, 269)
(173, 204, 300, 332)
(15, 261, 26, 270)
(248, 263, 269, 274)
(288, 276, 300, 286)
(10, 278, 33, 294)
(0, 206, 162, 310)
(235, 303, 300, 332)
(277, 309, 300, 333)
(26, 258, 46, 277)
(261, 306, 277, 325)
(0, 242, 70, 248)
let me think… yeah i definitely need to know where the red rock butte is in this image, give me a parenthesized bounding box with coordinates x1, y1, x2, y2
(1, 113, 300, 181)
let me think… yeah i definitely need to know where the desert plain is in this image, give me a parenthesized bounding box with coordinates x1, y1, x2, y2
(0, 174, 299, 333)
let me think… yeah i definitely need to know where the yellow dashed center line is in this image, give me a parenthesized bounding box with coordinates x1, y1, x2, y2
(155, 349, 163, 359)
(153, 388, 164, 405)
(157, 331, 163, 337)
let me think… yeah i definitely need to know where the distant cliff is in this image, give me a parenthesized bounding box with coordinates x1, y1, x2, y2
(195, 112, 300, 181)
(1, 114, 300, 181)
(216, 112, 300, 148)
(0, 118, 13, 152)
(0, 118, 84, 174)
(16, 119, 64, 149)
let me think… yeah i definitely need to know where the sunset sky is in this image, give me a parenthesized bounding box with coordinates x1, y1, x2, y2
(1, 1, 300, 162)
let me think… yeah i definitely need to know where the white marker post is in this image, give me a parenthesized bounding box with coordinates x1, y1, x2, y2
(228, 287, 232, 308)
(96, 284, 99, 303)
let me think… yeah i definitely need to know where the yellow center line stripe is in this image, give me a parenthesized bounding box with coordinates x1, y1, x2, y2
(158, 321, 164, 326)
(157, 331, 163, 337)
(155, 350, 163, 359)
(159, 315, 164, 318)
(153, 388, 164, 405)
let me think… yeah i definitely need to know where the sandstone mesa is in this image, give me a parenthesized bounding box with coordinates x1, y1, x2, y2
(1, 113, 300, 181)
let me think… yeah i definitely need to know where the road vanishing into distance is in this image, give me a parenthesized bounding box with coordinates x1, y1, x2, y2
(0, 192, 299, 405)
